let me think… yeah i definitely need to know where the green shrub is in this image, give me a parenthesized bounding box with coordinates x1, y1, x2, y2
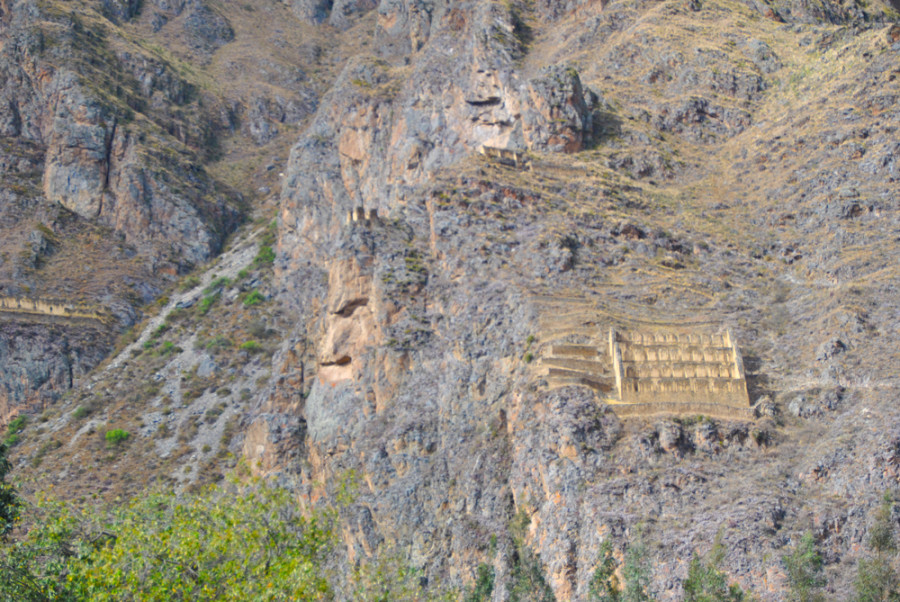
(243, 290, 265, 307)
(868, 492, 896, 553)
(0, 443, 17, 536)
(783, 532, 824, 602)
(683, 534, 745, 601)
(4, 416, 26, 447)
(589, 540, 620, 601)
(205, 336, 232, 351)
(348, 548, 435, 601)
(507, 510, 555, 602)
(465, 563, 495, 602)
(854, 556, 899, 602)
(621, 530, 653, 602)
(6, 416, 26, 434)
(198, 292, 220, 316)
(854, 492, 900, 601)
(239, 341, 262, 353)
(204, 276, 231, 294)
(260, 219, 277, 247)
(508, 545, 555, 602)
(72, 406, 90, 420)
(254, 245, 275, 265)
(104, 429, 131, 448)
(179, 275, 201, 291)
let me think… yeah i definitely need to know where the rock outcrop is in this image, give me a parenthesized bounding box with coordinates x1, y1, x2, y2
(1, 3, 239, 268)
(6, 0, 900, 600)
(279, 0, 599, 285)
(0, 0, 247, 421)
(262, 0, 900, 598)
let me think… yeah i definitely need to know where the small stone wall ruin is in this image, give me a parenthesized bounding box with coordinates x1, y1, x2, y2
(543, 344, 612, 394)
(0, 295, 107, 323)
(479, 146, 531, 170)
(346, 206, 380, 226)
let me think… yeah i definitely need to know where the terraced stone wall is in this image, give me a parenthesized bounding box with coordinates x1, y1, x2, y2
(609, 328, 750, 410)
(0, 296, 107, 322)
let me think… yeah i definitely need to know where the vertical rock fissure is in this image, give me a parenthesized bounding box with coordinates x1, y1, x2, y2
(100, 117, 117, 216)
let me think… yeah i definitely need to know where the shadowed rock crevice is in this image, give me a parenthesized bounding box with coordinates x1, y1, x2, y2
(334, 297, 369, 317)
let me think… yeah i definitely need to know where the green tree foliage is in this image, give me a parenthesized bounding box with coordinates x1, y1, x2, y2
(621, 531, 653, 602)
(588, 539, 621, 601)
(507, 509, 556, 602)
(869, 493, 897, 554)
(464, 563, 495, 602)
(854, 556, 900, 602)
(0, 496, 80, 601)
(348, 550, 456, 602)
(783, 531, 825, 602)
(508, 545, 556, 602)
(854, 492, 900, 602)
(683, 534, 745, 602)
(1, 481, 336, 601)
(0, 443, 18, 537)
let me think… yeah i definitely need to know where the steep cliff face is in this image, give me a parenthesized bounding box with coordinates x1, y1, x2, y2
(278, 0, 598, 282)
(0, 2, 239, 268)
(0, 0, 333, 420)
(0, 321, 111, 423)
(259, 0, 900, 597)
(5, 0, 900, 598)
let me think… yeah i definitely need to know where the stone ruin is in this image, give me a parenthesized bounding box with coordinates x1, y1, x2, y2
(607, 328, 752, 419)
(542, 344, 611, 394)
(346, 206, 380, 226)
(538, 323, 753, 420)
(0, 295, 108, 323)
(479, 145, 531, 170)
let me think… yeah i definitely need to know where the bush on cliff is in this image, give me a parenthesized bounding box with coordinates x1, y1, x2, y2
(683, 534, 746, 602)
(783, 531, 825, 602)
(0, 443, 17, 537)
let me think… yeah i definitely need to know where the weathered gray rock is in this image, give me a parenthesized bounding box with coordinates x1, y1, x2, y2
(6, 0, 900, 600)
(292, 0, 334, 24)
(0, 322, 110, 424)
(100, 0, 141, 22)
(183, 1, 234, 52)
(520, 66, 597, 153)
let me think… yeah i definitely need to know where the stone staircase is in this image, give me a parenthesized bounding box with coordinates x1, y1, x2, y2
(539, 344, 614, 394)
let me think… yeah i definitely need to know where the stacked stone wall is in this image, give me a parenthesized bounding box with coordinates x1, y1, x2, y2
(611, 401, 754, 420)
(0, 296, 107, 322)
(479, 146, 530, 169)
(609, 327, 750, 412)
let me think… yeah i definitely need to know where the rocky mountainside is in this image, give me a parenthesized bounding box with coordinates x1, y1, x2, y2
(0, 0, 347, 420)
(3, 0, 900, 598)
